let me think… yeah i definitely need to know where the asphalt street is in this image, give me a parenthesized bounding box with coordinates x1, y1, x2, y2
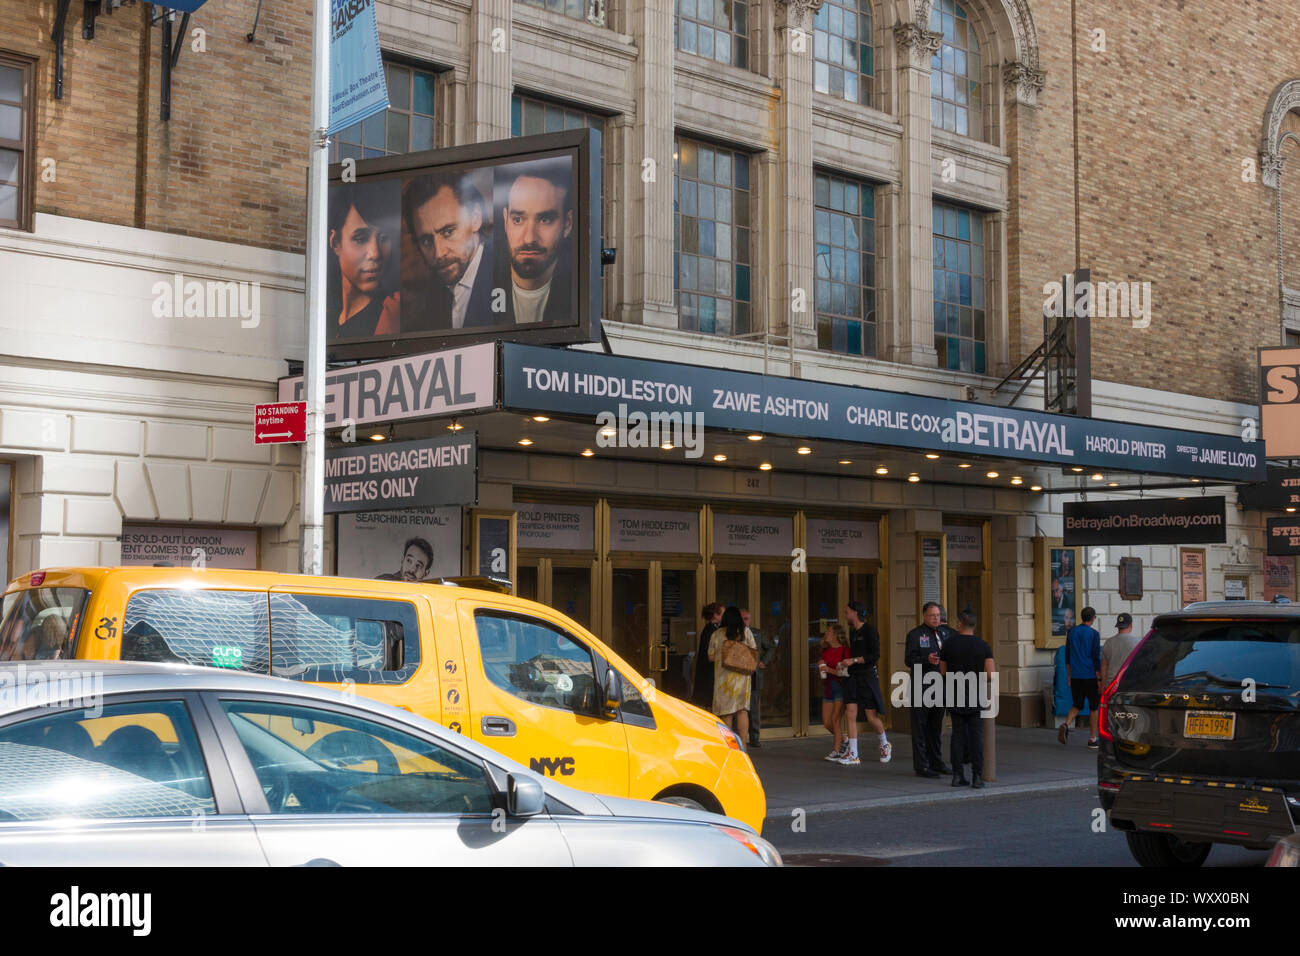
(767, 785, 1271, 867)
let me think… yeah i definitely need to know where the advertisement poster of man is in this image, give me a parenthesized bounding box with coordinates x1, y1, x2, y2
(491, 156, 574, 325)
(326, 179, 402, 341)
(400, 169, 498, 331)
(336, 507, 461, 581)
(1050, 548, 1076, 638)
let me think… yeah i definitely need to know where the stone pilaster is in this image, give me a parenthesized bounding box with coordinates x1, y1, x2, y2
(771, 0, 820, 349)
(889, 16, 942, 367)
(468, 0, 512, 142)
(621, 0, 677, 328)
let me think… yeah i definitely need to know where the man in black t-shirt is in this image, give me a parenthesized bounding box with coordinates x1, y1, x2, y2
(836, 602, 892, 765)
(939, 609, 995, 789)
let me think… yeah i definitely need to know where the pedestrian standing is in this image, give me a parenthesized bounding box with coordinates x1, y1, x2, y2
(692, 602, 723, 709)
(818, 623, 850, 761)
(1059, 606, 1102, 748)
(708, 606, 757, 740)
(838, 601, 891, 765)
(1099, 612, 1140, 688)
(939, 609, 994, 788)
(741, 609, 775, 749)
(904, 602, 948, 777)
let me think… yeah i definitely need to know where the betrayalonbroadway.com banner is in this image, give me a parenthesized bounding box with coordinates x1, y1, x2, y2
(1063, 497, 1227, 546)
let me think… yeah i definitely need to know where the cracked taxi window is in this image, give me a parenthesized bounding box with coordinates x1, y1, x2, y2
(269, 593, 420, 684)
(121, 589, 269, 673)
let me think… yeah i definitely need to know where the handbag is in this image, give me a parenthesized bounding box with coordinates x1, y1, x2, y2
(719, 636, 758, 675)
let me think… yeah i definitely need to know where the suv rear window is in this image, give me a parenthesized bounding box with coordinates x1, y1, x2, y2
(1121, 619, 1300, 692)
(269, 593, 419, 684)
(122, 589, 270, 673)
(0, 588, 89, 661)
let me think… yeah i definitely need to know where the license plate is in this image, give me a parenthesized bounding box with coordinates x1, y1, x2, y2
(1184, 710, 1235, 740)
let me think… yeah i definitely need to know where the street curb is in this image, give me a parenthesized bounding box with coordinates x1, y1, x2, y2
(763, 776, 1096, 824)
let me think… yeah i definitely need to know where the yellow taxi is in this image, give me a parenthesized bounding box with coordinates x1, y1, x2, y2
(0, 567, 766, 831)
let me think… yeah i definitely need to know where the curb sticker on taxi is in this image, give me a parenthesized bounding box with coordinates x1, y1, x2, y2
(212, 645, 244, 669)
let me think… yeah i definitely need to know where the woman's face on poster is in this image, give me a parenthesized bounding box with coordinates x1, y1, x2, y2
(331, 203, 392, 295)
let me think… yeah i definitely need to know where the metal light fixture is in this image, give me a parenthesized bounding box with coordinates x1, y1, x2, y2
(759, 462, 772, 471)
(580, 448, 594, 457)
(875, 466, 888, 475)
(713, 453, 727, 462)
(986, 471, 999, 479)
(797, 446, 812, 455)
(747, 433, 764, 442)
(517, 438, 534, 446)
(532, 415, 550, 423)
(925, 453, 940, 460)
(1030, 485, 1043, 492)
(907, 474, 921, 483)
(1010, 476, 1023, 485)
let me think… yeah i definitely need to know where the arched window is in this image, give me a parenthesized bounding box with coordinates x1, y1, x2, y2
(929, 0, 981, 137)
(813, 0, 873, 106)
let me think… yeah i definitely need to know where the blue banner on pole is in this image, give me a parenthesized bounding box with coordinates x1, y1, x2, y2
(328, 0, 389, 135)
(157, 1, 210, 11)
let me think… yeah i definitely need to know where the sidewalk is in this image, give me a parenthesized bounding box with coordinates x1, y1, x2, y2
(750, 725, 1098, 824)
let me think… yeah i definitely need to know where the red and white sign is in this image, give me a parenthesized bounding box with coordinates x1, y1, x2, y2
(254, 401, 306, 444)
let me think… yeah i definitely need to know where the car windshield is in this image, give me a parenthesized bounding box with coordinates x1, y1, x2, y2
(1120, 619, 1300, 694)
(0, 588, 89, 661)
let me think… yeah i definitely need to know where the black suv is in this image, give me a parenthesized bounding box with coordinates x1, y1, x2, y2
(1099, 599, 1300, 867)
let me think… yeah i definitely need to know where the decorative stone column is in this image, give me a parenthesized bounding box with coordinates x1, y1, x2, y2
(889, 14, 942, 367)
(468, 0, 512, 142)
(771, 0, 820, 351)
(620, 0, 677, 328)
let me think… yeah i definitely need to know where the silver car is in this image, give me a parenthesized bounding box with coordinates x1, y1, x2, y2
(0, 662, 780, 866)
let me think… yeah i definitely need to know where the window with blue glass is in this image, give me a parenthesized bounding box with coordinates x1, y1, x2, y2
(815, 172, 876, 356)
(674, 137, 751, 336)
(675, 0, 749, 69)
(929, 0, 981, 137)
(331, 61, 437, 162)
(932, 202, 985, 373)
(813, 0, 873, 106)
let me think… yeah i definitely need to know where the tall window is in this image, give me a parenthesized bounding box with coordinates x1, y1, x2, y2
(933, 202, 985, 373)
(815, 172, 876, 356)
(331, 62, 437, 162)
(518, 0, 606, 26)
(511, 94, 603, 138)
(675, 0, 749, 70)
(674, 137, 751, 336)
(814, 0, 873, 105)
(929, 0, 981, 137)
(0, 54, 33, 230)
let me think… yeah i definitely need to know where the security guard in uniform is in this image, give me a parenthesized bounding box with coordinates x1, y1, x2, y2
(904, 601, 949, 777)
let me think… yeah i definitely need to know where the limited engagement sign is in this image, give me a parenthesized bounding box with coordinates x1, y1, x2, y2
(324, 434, 477, 513)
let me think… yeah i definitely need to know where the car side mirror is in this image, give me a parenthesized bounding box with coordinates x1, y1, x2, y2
(507, 773, 546, 817)
(602, 667, 621, 714)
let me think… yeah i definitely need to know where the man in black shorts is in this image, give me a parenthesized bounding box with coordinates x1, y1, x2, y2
(1059, 606, 1102, 748)
(836, 601, 892, 765)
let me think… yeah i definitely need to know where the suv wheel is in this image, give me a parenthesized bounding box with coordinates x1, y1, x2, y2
(1125, 831, 1211, 868)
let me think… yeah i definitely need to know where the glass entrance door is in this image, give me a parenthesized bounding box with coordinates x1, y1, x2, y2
(757, 569, 793, 731)
(807, 571, 838, 726)
(656, 567, 697, 700)
(610, 567, 650, 676)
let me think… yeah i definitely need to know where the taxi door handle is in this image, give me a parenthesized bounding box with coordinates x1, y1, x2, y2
(482, 716, 516, 737)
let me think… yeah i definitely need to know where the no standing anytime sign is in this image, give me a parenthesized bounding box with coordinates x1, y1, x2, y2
(254, 402, 307, 444)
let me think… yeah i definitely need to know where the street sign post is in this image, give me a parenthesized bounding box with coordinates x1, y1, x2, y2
(254, 401, 307, 444)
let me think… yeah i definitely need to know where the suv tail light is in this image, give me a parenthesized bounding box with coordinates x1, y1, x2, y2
(1099, 630, 1151, 741)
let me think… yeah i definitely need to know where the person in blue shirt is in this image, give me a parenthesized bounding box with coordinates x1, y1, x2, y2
(1058, 606, 1102, 749)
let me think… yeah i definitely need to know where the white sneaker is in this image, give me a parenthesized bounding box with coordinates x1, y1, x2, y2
(837, 754, 861, 766)
(879, 741, 893, 763)
(824, 750, 842, 761)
